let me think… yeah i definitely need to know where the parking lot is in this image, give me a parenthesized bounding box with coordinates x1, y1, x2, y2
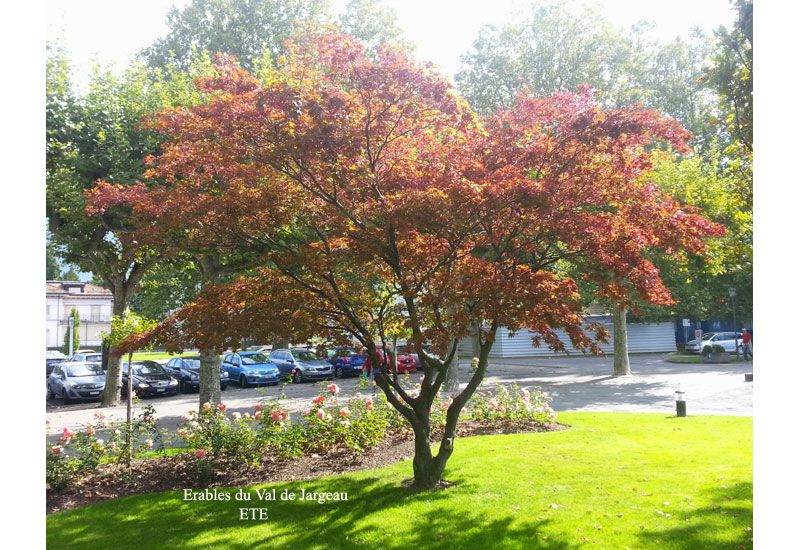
(45, 353, 753, 439)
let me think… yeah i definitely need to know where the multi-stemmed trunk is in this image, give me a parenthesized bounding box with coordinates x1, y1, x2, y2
(613, 305, 631, 376)
(376, 331, 494, 490)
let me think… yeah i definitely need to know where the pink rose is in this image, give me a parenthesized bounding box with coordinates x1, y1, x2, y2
(217, 403, 227, 411)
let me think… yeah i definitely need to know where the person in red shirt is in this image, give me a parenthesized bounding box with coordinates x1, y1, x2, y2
(363, 348, 386, 379)
(741, 328, 752, 361)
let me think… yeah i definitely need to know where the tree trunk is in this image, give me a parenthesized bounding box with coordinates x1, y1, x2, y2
(613, 305, 631, 376)
(198, 348, 221, 407)
(441, 339, 460, 392)
(101, 293, 127, 407)
(411, 430, 449, 489)
(271, 338, 289, 350)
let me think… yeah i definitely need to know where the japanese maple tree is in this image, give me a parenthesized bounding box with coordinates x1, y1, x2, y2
(91, 29, 723, 489)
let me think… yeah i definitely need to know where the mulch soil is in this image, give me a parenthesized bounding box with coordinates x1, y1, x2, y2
(46, 419, 566, 515)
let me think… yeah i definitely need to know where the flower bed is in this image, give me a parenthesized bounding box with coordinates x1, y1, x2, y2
(46, 381, 560, 508)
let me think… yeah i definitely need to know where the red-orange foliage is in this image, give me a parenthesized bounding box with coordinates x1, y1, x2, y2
(88, 29, 723, 487)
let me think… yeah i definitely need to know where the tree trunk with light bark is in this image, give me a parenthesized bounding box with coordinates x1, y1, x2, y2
(613, 305, 631, 376)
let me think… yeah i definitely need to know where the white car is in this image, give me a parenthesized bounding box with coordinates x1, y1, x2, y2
(685, 332, 743, 354)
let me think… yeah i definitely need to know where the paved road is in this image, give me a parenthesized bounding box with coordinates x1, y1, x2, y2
(45, 354, 753, 436)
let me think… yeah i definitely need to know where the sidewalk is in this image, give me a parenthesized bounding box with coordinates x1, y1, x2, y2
(477, 353, 753, 416)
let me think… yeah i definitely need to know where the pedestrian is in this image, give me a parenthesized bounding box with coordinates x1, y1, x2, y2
(364, 348, 385, 380)
(741, 328, 752, 360)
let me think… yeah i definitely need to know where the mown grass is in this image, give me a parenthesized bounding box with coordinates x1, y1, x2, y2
(47, 412, 752, 550)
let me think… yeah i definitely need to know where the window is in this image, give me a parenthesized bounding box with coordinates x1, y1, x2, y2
(47, 305, 51, 319)
(90, 305, 101, 322)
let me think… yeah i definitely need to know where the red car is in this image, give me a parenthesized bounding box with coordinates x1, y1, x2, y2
(365, 347, 419, 374)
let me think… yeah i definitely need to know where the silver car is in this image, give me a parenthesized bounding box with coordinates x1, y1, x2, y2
(267, 349, 333, 383)
(685, 332, 743, 354)
(47, 361, 106, 404)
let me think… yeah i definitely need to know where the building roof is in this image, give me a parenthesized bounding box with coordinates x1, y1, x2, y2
(46, 281, 112, 296)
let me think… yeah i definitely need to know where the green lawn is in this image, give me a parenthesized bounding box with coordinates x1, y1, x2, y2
(47, 413, 752, 550)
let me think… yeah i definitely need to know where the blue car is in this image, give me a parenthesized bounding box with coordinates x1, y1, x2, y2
(221, 351, 281, 388)
(164, 356, 230, 393)
(328, 347, 366, 378)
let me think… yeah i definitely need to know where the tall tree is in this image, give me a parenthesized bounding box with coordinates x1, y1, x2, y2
(456, 0, 718, 146)
(141, 0, 331, 72)
(128, 259, 202, 321)
(141, 0, 411, 73)
(46, 240, 61, 280)
(703, 0, 752, 202)
(337, 0, 412, 56)
(98, 31, 722, 489)
(63, 308, 81, 355)
(46, 49, 211, 407)
(631, 149, 752, 325)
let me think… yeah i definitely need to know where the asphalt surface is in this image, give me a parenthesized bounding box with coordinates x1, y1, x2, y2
(45, 353, 753, 437)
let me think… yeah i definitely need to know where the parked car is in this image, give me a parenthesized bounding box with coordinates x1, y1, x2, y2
(221, 351, 281, 388)
(685, 332, 743, 354)
(47, 361, 105, 404)
(163, 356, 230, 393)
(121, 360, 180, 398)
(398, 343, 440, 367)
(46, 351, 68, 376)
(367, 346, 419, 374)
(268, 349, 334, 382)
(328, 347, 366, 378)
(68, 351, 103, 363)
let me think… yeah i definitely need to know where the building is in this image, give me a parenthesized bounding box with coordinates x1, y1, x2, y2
(457, 303, 676, 357)
(46, 281, 114, 349)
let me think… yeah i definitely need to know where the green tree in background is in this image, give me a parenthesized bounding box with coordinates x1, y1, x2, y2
(46, 48, 212, 407)
(337, 0, 413, 56)
(46, 240, 61, 280)
(632, 149, 752, 324)
(128, 259, 202, 321)
(141, 0, 330, 72)
(141, 0, 411, 72)
(703, 0, 752, 201)
(62, 308, 81, 354)
(456, 0, 718, 146)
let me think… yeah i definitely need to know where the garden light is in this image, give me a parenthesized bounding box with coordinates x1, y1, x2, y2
(675, 389, 687, 417)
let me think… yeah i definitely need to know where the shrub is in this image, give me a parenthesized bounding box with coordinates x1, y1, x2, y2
(711, 344, 726, 353)
(702, 345, 714, 354)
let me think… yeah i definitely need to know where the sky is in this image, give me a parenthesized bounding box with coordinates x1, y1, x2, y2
(46, 0, 737, 87)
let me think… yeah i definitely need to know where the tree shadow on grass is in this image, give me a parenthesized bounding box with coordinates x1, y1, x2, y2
(47, 473, 572, 550)
(633, 481, 753, 550)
